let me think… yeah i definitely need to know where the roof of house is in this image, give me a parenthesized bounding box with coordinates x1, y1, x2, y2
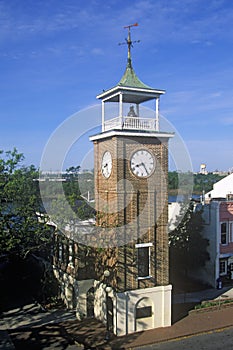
(205, 173, 233, 199)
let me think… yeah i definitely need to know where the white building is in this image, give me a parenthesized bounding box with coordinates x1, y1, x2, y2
(193, 174, 233, 287)
(205, 173, 233, 201)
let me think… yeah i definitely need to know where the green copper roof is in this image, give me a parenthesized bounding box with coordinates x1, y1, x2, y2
(118, 58, 153, 90)
(97, 25, 165, 102)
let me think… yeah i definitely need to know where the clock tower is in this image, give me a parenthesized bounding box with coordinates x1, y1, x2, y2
(90, 24, 173, 336)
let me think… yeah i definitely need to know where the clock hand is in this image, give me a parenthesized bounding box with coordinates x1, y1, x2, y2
(134, 162, 148, 175)
(141, 162, 149, 175)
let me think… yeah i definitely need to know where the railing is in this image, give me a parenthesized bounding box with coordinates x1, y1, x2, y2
(104, 116, 157, 132)
(104, 116, 122, 130)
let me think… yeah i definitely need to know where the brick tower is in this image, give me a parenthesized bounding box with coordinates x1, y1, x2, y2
(90, 24, 173, 336)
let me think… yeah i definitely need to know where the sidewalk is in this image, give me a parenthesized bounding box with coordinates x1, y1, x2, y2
(2, 288, 233, 349)
(112, 304, 233, 349)
(0, 303, 76, 350)
(59, 303, 233, 349)
(59, 287, 233, 349)
(173, 285, 233, 304)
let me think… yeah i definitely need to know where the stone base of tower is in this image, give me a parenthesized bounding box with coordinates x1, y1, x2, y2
(94, 283, 172, 336)
(52, 266, 172, 336)
(114, 285, 172, 336)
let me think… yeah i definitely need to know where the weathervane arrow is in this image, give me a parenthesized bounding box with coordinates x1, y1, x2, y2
(123, 22, 139, 29)
(119, 23, 140, 65)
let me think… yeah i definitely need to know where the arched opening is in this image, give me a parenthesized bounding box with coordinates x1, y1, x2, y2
(86, 287, 95, 318)
(107, 296, 113, 332)
(135, 297, 153, 332)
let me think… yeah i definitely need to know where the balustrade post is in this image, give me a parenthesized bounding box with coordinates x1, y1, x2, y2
(119, 93, 123, 127)
(102, 100, 105, 132)
(155, 97, 160, 131)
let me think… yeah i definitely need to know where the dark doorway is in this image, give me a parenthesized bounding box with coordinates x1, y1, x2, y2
(86, 287, 94, 317)
(107, 296, 113, 332)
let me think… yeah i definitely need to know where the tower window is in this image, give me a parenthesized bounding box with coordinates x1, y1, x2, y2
(135, 243, 153, 279)
(221, 222, 228, 245)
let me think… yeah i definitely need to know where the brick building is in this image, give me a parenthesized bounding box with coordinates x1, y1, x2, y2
(193, 173, 233, 287)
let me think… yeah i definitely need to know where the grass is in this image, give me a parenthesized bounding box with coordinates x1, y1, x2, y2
(195, 298, 233, 310)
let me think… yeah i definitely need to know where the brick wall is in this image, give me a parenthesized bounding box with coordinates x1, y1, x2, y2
(93, 134, 170, 291)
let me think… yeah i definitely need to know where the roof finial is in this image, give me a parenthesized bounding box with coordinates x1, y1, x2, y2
(119, 23, 140, 68)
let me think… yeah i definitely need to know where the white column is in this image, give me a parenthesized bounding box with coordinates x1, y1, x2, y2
(119, 93, 123, 127)
(136, 104, 139, 117)
(102, 100, 105, 132)
(155, 97, 159, 131)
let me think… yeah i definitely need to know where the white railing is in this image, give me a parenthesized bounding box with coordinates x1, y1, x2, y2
(104, 116, 157, 132)
(104, 116, 122, 130)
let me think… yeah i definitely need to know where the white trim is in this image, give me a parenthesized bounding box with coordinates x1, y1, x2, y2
(97, 85, 165, 101)
(104, 116, 158, 132)
(155, 97, 160, 131)
(119, 92, 123, 125)
(135, 242, 153, 248)
(136, 104, 139, 117)
(229, 222, 233, 243)
(101, 100, 105, 132)
(90, 129, 174, 142)
(102, 91, 121, 103)
(137, 276, 152, 280)
(136, 243, 153, 279)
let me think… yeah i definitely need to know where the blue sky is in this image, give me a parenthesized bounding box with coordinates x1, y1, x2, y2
(1, 0, 233, 172)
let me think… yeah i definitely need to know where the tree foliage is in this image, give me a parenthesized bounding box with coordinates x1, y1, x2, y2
(169, 201, 209, 276)
(168, 171, 227, 194)
(168, 171, 179, 190)
(0, 148, 53, 259)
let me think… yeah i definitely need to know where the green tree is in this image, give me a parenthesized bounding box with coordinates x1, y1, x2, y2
(0, 149, 53, 259)
(0, 149, 59, 307)
(62, 169, 95, 218)
(168, 171, 227, 195)
(168, 171, 179, 190)
(65, 165, 80, 178)
(169, 201, 209, 279)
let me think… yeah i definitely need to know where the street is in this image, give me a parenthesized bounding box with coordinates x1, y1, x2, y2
(1, 286, 233, 349)
(134, 327, 233, 350)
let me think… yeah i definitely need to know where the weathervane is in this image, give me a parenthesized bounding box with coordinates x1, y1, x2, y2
(119, 23, 140, 67)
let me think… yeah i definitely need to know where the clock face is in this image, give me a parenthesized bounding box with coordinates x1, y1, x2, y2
(101, 151, 112, 178)
(130, 149, 155, 177)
